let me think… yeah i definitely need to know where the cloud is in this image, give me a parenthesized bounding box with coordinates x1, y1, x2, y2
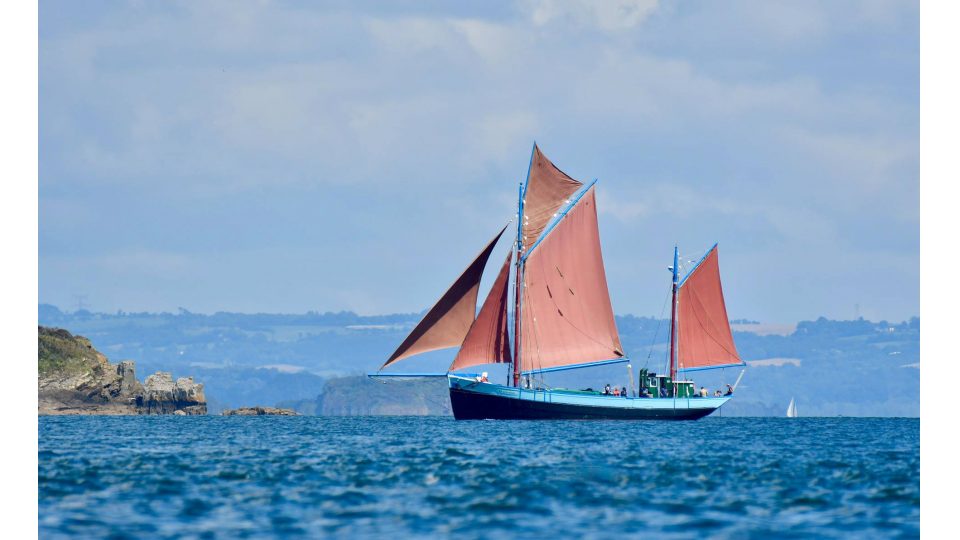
(38, 0, 919, 321)
(526, 0, 660, 31)
(778, 126, 918, 192)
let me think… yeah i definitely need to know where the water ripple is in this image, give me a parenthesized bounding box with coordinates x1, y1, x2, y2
(39, 417, 919, 539)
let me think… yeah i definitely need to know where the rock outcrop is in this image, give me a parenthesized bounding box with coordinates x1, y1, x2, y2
(38, 326, 207, 415)
(137, 372, 207, 415)
(221, 406, 298, 416)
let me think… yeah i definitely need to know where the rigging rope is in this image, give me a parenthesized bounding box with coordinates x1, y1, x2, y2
(644, 285, 672, 372)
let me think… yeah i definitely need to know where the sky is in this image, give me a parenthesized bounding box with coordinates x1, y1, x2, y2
(39, 0, 919, 323)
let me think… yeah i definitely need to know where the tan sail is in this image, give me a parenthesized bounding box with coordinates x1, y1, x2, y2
(519, 187, 624, 371)
(450, 249, 513, 371)
(381, 226, 507, 369)
(521, 145, 583, 251)
(676, 246, 741, 370)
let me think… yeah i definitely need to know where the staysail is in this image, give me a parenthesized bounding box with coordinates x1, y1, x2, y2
(381, 226, 507, 369)
(450, 249, 513, 371)
(519, 187, 624, 372)
(676, 246, 742, 371)
(521, 145, 584, 251)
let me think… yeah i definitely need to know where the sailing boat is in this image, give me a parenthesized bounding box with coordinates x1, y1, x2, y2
(787, 398, 799, 418)
(373, 144, 746, 420)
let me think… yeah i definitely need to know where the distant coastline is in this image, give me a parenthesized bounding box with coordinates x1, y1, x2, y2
(38, 305, 920, 417)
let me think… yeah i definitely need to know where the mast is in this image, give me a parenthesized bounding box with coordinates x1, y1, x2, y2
(512, 180, 524, 387)
(668, 245, 679, 381)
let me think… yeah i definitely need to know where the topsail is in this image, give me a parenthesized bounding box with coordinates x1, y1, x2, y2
(521, 145, 584, 251)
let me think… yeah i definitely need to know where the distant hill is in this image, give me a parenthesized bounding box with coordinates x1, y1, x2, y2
(38, 305, 919, 416)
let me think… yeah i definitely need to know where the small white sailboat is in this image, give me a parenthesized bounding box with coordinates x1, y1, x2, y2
(786, 397, 798, 418)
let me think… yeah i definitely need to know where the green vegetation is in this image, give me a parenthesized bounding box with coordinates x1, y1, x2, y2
(38, 326, 105, 378)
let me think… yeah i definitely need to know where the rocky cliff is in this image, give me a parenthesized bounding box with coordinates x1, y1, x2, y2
(38, 326, 206, 415)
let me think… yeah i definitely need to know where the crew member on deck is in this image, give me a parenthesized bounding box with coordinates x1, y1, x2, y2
(725, 384, 734, 396)
(700, 386, 708, 398)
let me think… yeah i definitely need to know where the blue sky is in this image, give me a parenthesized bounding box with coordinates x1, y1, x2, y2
(39, 0, 919, 322)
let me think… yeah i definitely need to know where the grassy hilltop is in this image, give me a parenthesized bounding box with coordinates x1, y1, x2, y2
(39, 327, 109, 378)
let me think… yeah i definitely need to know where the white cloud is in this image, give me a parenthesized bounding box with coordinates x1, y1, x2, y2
(778, 126, 918, 192)
(473, 111, 540, 162)
(453, 19, 520, 63)
(38, 1, 919, 320)
(526, 0, 659, 31)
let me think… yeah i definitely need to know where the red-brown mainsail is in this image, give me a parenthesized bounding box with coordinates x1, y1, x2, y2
(381, 226, 507, 369)
(449, 249, 513, 371)
(519, 187, 624, 372)
(676, 246, 741, 370)
(521, 145, 583, 251)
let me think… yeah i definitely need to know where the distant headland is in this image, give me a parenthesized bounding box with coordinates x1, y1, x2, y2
(38, 326, 207, 415)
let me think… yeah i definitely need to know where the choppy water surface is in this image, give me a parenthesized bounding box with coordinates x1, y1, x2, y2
(39, 417, 918, 539)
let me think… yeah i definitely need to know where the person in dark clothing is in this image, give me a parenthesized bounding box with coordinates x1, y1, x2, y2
(639, 386, 649, 398)
(621, 387, 628, 398)
(603, 384, 612, 395)
(725, 384, 734, 396)
(659, 386, 666, 398)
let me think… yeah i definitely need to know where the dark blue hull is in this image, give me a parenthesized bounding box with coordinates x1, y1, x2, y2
(449, 387, 719, 420)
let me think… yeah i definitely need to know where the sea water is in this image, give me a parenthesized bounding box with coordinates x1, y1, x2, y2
(39, 416, 919, 539)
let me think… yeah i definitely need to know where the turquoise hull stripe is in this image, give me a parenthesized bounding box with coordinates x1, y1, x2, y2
(521, 357, 629, 375)
(367, 372, 450, 378)
(448, 375, 729, 411)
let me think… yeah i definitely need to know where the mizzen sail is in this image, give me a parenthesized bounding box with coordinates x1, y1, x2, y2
(676, 246, 742, 370)
(519, 187, 624, 371)
(521, 145, 584, 251)
(450, 249, 513, 371)
(381, 225, 507, 369)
